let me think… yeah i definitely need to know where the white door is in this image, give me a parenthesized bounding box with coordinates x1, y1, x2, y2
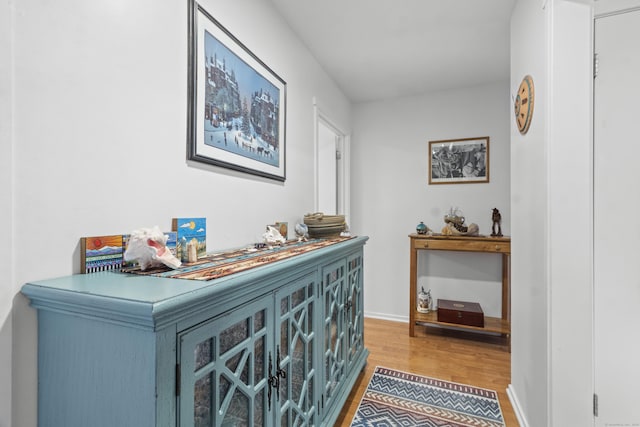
(317, 120, 338, 215)
(314, 105, 350, 223)
(594, 8, 640, 426)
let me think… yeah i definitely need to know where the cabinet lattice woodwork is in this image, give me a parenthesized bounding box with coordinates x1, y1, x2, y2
(22, 236, 368, 427)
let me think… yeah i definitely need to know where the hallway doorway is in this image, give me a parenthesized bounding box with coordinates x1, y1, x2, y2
(313, 100, 350, 223)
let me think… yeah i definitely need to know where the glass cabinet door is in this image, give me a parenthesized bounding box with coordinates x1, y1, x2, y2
(345, 252, 364, 371)
(320, 259, 346, 413)
(178, 295, 273, 427)
(274, 272, 318, 427)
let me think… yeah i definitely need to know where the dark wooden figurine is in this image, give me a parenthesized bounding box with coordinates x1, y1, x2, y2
(491, 208, 503, 237)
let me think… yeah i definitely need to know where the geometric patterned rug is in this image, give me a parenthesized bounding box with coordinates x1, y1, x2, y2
(351, 366, 505, 427)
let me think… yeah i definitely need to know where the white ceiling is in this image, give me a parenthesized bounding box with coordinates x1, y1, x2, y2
(269, 0, 516, 103)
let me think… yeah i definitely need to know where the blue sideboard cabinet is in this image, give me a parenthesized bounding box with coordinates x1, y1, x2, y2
(22, 236, 368, 427)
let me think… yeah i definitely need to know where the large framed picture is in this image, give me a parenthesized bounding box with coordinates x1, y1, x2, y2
(187, 0, 287, 181)
(428, 137, 489, 184)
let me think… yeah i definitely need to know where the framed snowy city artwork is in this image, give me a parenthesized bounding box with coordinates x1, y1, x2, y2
(187, 0, 287, 181)
(428, 137, 490, 184)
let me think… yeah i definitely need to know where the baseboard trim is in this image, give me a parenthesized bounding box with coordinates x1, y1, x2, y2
(363, 311, 408, 323)
(507, 384, 528, 427)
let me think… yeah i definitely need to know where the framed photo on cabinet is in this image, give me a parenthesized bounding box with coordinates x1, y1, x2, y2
(428, 136, 489, 184)
(187, 0, 287, 181)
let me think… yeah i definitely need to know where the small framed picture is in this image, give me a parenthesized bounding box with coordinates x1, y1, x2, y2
(428, 136, 489, 184)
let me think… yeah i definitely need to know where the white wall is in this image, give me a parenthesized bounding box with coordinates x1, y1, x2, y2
(509, 0, 594, 426)
(350, 82, 510, 321)
(509, 1, 550, 425)
(4, 0, 352, 425)
(1, 0, 14, 424)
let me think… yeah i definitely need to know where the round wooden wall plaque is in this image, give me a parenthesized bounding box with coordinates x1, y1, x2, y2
(514, 75, 535, 134)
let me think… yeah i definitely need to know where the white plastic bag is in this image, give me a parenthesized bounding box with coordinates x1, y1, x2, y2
(124, 226, 182, 270)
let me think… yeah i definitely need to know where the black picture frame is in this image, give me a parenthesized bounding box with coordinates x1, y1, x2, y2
(428, 136, 490, 185)
(187, 0, 287, 181)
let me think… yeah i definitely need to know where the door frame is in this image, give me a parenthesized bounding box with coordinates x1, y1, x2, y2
(595, 0, 640, 18)
(312, 97, 351, 223)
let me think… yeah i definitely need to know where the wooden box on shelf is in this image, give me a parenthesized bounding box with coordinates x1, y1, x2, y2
(437, 299, 484, 328)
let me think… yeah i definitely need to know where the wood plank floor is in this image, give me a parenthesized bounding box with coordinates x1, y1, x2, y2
(335, 317, 519, 426)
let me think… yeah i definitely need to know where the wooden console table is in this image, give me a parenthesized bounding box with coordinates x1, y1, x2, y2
(409, 234, 511, 346)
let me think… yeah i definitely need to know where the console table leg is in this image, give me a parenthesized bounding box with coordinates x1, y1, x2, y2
(409, 247, 418, 337)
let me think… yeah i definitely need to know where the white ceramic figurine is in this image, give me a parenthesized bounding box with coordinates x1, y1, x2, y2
(294, 223, 309, 242)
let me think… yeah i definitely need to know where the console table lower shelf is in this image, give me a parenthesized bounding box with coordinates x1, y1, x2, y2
(414, 311, 511, 335)
(408, 234, 511, 350)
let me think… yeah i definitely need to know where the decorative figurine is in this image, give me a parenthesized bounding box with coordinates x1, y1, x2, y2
(441, 222, 479, 236)
(444, 207, 465, 226)
(442, 207, 479, 236)
(294, 223, 309, 242)
(416, 221, 431, 235)
(417, 287, 433, 313)
(491, 208, 503, 237)
(340, 223, 351, 238)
